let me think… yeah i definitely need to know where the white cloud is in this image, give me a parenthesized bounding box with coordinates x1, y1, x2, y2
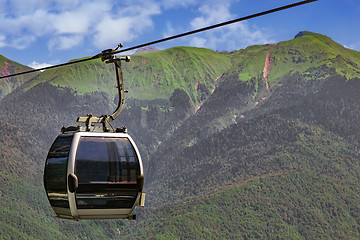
(190, 2, 234, 29)
(48, 35, 84, 50)
(51, 0, 82, 11)
(92, 3, 161, 49)
(163, 22, 177, 38)
(0, 0, 274, 55)
(0, 0, 161, 51)
(190, 36, 207, 48)
(50, 1, 112, 35)
(0, 35, 6, 48)
(344, 42, 360, 51)
(93, 17, 135, 49)
(187, 1, 274, 51)
(189, 21, 274, 51)
(160, 0, 197, 9)
(28, 61, 53, 70)
(11, 35, 37, 49)
(0, 9, 53, 48)
(51, 12, 91, 35)
(5, 0, 51, 17)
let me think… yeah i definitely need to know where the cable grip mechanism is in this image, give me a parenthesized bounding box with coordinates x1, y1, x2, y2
(76, 44, 130, 133)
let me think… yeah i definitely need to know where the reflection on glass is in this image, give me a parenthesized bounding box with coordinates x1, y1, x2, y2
(75, 137, 140, 209)
(44, 136, 73, 208)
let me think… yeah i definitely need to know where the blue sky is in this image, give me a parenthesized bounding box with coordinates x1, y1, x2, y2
(0, 0, 359, 69)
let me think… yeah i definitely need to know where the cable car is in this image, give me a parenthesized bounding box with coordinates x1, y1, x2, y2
(44, 130, 144, 220)
(44, 47, 145, 220)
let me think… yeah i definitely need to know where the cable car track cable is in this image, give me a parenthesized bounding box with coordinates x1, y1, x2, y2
(0, 0, 318, 80)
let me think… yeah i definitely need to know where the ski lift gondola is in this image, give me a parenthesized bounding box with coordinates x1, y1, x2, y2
(44, 46, 145, 220)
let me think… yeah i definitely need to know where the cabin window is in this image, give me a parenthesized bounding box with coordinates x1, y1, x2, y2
(74, 136, 140, 209)
(75, 137, 139, 184)
(44, 136, 73, 208)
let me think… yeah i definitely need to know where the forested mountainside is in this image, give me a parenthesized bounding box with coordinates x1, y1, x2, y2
(1, 31, 360, 239)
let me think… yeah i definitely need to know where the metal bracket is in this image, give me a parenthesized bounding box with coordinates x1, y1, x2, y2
(77, 114, 108, 132)
(75, 44, 131, 132)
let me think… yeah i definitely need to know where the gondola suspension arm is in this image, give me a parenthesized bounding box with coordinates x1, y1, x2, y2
(72, 45, 130, 133)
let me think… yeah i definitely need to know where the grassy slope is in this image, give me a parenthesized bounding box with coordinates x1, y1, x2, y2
(1, 32, 360, 239)
(18, 32, 359, 103)
(131, 170, 359, 240)
(22, 58, 116, 97)
(124, 122, 360, 239)
(0, 173, 59, 240)
(0, 55, 39, 98)
(123, 47, 230, 102)
(140, 32, 360, 177)
(22, 47, 231, 106)
(229, 32, 360, 88)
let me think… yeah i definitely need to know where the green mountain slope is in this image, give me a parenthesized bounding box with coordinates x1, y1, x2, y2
(120, 116, 360, 239)
(230, 31, 360, 85)
(21, 47, 230, 106)
(123, 47, 230, 102)
(128, 170, 360, 239)
(144, 32, 360, 161)
(1, 31, 360, 239)
(0, 55, 39, 99)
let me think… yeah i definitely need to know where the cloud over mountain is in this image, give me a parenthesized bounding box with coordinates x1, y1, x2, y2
(0, 0, 161, 50)
(0, 0, 274, 52)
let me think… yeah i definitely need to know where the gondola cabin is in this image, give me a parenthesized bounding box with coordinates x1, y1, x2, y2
(44, 131, 145, 220)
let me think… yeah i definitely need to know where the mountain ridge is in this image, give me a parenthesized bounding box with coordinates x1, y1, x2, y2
(0, 55, 39, 99)
(1, 31, 360, 239)
(133, 46, 160, 55)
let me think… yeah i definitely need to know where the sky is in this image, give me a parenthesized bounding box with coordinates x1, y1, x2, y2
(0, 0, 359, 69)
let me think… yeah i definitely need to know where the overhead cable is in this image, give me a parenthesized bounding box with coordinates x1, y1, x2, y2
(0, 0, 318, 79)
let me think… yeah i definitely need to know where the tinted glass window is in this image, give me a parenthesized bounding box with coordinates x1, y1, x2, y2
(76, 192, 138, 209)
(44, 136, 73, 208)
(75, 137, 140, 209)
(75, 137, 139, 184)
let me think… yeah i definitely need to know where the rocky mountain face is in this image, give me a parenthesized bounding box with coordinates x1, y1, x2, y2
(1, 31, 360, 239)
(133, 46, 160, 55)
